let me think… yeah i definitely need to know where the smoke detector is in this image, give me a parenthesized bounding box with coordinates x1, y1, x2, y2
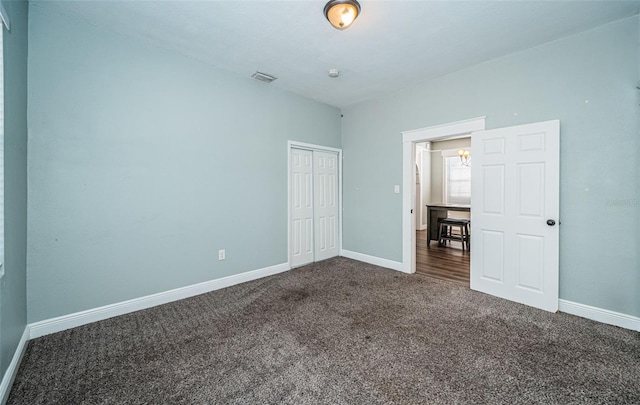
(251, 71, 277, 83)
(328, 69, 340, 78)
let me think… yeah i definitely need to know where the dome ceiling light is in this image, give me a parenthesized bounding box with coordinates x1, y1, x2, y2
(323, 0, 361, 30)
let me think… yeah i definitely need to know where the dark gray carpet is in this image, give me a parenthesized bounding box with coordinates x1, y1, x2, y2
(8, 257, 640, 404)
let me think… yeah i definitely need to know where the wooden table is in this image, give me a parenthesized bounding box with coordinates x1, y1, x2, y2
(426, 203, 471, 246)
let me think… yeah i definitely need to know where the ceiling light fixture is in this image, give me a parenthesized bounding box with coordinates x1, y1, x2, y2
(324, 0, 361, 30)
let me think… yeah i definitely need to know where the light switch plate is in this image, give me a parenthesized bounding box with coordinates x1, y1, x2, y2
(394, 185, 400, 193)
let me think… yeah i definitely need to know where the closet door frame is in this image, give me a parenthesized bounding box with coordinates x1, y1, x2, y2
(287, 141, 342, 268)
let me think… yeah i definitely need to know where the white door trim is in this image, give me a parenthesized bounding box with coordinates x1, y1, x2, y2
(401, 117, 486, 274)
(287, 141, 343, 268)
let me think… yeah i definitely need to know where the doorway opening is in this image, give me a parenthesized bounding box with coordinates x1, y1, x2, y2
(401, 117, 486, 278)
(415, 138, 472, 285)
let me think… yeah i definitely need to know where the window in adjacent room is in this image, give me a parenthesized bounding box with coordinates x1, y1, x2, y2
(443, 149, 471, 205)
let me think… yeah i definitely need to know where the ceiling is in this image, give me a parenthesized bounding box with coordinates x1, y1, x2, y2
(33, 0, 640, 108)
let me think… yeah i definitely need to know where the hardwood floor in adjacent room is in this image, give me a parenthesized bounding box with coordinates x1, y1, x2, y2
(416, 229, 470, 286)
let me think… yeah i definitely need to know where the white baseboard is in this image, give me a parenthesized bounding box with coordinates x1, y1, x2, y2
(29, 262, 290, 339)
(340, 249, 404, 272)
(0, 326, 30, 405)
(559, 299, 640, 332)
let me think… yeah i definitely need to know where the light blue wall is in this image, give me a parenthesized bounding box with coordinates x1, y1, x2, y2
(1, 0, 28, 379)
(342, 16, 640, 317)
(27, 5, 341, 322)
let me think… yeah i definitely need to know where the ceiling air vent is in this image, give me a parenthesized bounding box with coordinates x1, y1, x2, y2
(251, 71, 277, 83)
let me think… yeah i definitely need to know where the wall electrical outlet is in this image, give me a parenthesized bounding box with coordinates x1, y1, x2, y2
(394, 185, 400, 193)
(218, 249, 225, 260)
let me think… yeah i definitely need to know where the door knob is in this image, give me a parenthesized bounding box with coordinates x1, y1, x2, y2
(546, 219, 556, 226)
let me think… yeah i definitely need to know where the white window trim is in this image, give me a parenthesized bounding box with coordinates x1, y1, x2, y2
(441, 148, 470, 158)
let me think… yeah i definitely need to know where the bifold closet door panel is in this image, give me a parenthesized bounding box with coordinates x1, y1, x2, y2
(290, 148, 314, 267)
(313, 151, 339, 261)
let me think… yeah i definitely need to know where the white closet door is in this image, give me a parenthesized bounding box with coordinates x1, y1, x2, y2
(290, 149, 314, 267)
(313, 151, 340, 261)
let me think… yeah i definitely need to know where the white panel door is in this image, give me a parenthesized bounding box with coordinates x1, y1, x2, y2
(471, 120, 559, 312)
(313, 151, 340, 261)
(290, 149, 314, 267)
